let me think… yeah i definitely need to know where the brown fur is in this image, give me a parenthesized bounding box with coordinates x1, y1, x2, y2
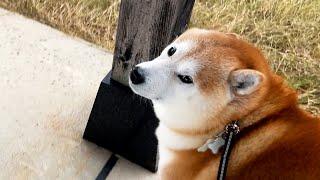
(161, 29, 320, 179)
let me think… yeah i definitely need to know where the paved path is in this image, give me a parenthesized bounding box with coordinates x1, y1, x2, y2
(0, 8, 157, 179)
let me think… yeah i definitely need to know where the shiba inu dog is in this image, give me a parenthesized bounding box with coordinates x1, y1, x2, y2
(129, 28, 320, 179)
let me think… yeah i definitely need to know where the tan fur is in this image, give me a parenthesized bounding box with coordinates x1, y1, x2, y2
(160, 29, 320, 179)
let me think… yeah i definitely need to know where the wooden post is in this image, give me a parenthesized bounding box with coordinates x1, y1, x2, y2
(112, 0, 195, 85)
(84, 0, 195, 173)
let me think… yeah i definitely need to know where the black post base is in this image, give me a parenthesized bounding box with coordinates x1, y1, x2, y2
(83, 72, 159, 172)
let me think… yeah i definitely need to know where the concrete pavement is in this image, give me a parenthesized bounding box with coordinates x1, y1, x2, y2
(0, 8, 157, 179)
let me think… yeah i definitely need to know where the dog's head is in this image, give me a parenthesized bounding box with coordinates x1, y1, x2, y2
(129, 29, 273, 132)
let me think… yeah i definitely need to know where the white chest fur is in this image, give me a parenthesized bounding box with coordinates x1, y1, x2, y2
(156, 123, 208, 150)
(156, 123, 210, 169)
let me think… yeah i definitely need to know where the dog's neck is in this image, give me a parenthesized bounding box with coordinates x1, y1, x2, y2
(156, 123, 212, 150)
(157, 107, 299, 179)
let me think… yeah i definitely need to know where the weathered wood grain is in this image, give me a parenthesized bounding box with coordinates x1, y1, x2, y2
(111, 0, 195, 85)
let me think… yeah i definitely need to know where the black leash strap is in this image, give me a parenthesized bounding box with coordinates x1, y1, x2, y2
(217, 121, 240, 180)
(96, 153, 119, 180)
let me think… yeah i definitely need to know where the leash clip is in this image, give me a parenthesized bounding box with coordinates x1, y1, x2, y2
(198, 122, 240, 154)
(225, 121, 240, 135)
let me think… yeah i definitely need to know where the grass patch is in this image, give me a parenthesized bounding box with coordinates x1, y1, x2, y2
(1, 0, 319, 115)
(0, 0, 120, 50)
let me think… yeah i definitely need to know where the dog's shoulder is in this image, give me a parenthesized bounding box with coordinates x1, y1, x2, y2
(234, 108, 320, 179)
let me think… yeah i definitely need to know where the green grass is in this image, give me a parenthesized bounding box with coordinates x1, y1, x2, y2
(1, 0, 319, 115)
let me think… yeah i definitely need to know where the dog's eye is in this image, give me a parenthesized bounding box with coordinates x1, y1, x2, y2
(167, 47, 176, 57)
(178, 75, 193, 84)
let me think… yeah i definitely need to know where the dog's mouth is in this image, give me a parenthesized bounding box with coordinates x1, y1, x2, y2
(129, 82, 163, 101)
(129, 82, 150, 99)
(129, 81, 143, 95)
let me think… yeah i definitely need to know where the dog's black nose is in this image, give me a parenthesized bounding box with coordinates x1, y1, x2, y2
(130, 66, 145, 84)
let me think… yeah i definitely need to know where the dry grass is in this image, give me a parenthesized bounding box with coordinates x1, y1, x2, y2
(192, 0, 320, 115)
(1, 0, 319, 115)
(0, 0, 120, 50)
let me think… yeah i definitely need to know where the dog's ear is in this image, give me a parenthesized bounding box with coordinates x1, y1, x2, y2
(229, 69, 264, 96)
(226, 33, 239, 39)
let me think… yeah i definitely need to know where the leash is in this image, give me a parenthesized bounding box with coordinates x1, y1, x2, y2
(96, 153, 119, 180)
(217, 121, 240, 180)
(96, 122, 239, 180)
